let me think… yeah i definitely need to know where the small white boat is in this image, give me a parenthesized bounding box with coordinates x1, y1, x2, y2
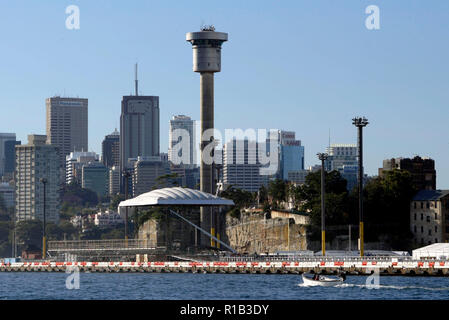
(301, 273, 345, 287)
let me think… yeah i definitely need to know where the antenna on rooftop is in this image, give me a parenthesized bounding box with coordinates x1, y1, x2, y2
(134, 63, 139, 96)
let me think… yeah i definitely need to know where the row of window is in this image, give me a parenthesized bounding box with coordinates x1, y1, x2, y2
(418, 238, 439, 245)
(413, 201, 438, 209)
(414, 212, 438, 221)
(414, 225, 438, 235)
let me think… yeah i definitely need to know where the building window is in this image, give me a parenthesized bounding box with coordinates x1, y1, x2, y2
(414, 213, 417, 221)
(435, 238, 438, 243)
(421, 226, 424, 233)
(421, 238, 424, 245)
(435, 201, 438, 209)
(435, 226, 438, 233)
(421, 202, 424, 209)
(426, 216, 430, 222)
(414, 225, 417, 233)
(426, 202, 430, 209)
(421, 213, 423, 221)
(428, 229, 431, 236)
(435, 212, 438, 220)
(414, 202, 417, 209)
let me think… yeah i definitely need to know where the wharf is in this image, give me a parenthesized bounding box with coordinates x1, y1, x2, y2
(1, 258, 449, 276)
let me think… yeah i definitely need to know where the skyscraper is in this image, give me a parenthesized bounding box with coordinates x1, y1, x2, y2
(266, 130, 305, 181)
(120, 69, 160, 192)
(82, 162, 109, 197)
(46, 97, 88, 170)
(132, 156, 170, 196)
(66, 151, 99, 185)
(0, 133, 17, 177)
(15, 135, 60, 224)
(168, 115, 196, 167)
(4, 139, 21, 179)
(102, 128, 120, 168)
(109, 166, 121, 196)
(325, 144, 358, 191)
(278, 131, 304, 180)
(223, 139, 269, 192)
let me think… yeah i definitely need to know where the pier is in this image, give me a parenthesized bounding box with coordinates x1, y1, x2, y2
(1, 257, 449, 276)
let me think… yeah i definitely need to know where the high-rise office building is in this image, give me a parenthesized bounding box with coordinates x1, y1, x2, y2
(66, 151, 99, 185)
(46, 97, 88, 170)
(168, 115, 196, 167)
(132, 156, 170, 196)
(82, 162, 109, 197)
(325, 144, 358, 191)
(265, 130, 305, 181)
(120, 95, 159, 190)
(0, 133, 17, 177)
(109, 166, 121, 196)
(0, 182, 15, 209)
(15, 135, 60, 224)
(278, 131, 304, 180)
(4, 140, 21, 180)
(102, 129, 120, 168)
(223, 139, 269, 192)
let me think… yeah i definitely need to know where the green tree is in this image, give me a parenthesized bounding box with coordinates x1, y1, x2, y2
(267, 179, 288, 208)
(299, 170, 350, 237)
(0, 193, 6, 213)
(61, 181, 98, 207)
(110, 194, 125, 210)
(363, 169, 416, 248)
(0, 221, 12, 257)
(137, 207, 164, 227)
(16, 220, 43, 249)
(220, 186, 254, 208)
(257, 185, 268, 205)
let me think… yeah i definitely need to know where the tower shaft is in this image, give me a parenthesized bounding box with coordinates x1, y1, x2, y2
(200, 72, 215, 246)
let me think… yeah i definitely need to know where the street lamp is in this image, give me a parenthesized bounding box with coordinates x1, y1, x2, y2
(317, 153, 328, 256)
(122, 170, 131, 244)
(40, 177, 47, 259)
(352, 116, 369, 257)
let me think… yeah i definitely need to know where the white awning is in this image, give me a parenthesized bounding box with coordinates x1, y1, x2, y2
(412, 243, 449, 259)
(118, 187, 234, 208)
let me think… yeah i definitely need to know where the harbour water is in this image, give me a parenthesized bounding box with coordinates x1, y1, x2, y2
(0, 273, 448, 300)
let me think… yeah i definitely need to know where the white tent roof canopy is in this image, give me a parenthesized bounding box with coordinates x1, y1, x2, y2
(118, 187, 235, 208)
(412, 243, 449, 259)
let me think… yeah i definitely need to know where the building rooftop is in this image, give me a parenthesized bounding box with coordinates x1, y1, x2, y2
(412, 190, 449, 201)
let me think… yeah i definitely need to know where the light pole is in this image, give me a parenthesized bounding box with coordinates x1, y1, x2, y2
(40, 178, 47, 260)
(122, 170, 131, 245)
(317, 153, 328, 256)
(352, 116, 369, 257)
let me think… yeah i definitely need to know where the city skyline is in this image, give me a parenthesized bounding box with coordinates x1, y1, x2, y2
(1, 1, 449, 187)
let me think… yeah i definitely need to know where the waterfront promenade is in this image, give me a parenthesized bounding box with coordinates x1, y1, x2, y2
(1, 257, 449, 276)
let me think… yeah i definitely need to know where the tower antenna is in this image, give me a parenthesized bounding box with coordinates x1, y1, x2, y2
(135, 63, 138, 96)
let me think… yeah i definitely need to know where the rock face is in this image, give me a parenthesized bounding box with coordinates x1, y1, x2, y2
(225, 211, 309, 253)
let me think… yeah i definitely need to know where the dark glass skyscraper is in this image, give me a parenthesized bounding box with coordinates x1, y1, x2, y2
(102, 129, 120, 168)
(4, 140, 21, 176)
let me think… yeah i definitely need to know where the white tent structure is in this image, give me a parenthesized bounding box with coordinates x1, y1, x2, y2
(412, 243, 449, 260)
(119, 187, 234, 208)
(118, 187, 236, 253)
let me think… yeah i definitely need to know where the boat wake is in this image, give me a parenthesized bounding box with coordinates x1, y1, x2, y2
(298, 282, 449, 291)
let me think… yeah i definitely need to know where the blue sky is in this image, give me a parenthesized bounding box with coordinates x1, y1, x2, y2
(1, 1, 448, 187)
